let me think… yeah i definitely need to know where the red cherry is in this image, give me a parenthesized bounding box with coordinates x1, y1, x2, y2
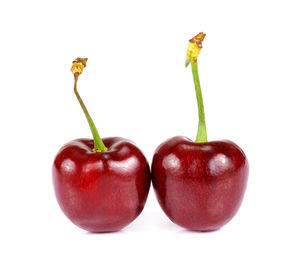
(152, 136, 248, 231)
(53, 138, 150, 232)
(53, 58, 150, 232)
(151, 33, 249, 231)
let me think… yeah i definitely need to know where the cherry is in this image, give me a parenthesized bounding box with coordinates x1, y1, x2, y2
(151, 33, 249, 231)
(53, 58, 150, 232)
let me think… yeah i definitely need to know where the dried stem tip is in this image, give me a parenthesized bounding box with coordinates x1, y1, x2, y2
(185, 32, 206, 67)
(71, 57, 88, 75)
(189, 32, 206, 48)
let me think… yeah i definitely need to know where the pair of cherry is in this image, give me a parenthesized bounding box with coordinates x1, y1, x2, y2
(53, 33, 249, 233)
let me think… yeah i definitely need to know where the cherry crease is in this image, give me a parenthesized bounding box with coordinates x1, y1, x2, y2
(151, 136, 249, 231)
(53, 137, 151, 233)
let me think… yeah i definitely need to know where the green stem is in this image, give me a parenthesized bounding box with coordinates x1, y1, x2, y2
(191, 61, 207, 143)
(74, 73, 107, 152)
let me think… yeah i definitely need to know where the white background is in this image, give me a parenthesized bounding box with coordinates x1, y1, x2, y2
(1, 0, 300, 258)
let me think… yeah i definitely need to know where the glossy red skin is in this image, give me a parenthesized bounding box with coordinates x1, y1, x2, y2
(53, 137, 151, 232)
(151, 136, 249, 231)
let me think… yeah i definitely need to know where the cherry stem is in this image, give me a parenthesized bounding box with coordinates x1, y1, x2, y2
(72, 59, 107, 152)
(186, 32, 207, 143)
(191, 61, 207, 142)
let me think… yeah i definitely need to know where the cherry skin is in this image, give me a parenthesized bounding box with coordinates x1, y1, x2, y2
(53, 137, 151, 233)
(151, 136, 249, 231)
